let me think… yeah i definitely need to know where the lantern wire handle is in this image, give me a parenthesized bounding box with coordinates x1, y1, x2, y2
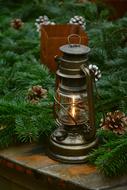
(80, 64, 95, 131)
(68, 34, 81, 45)
(54, 96, 78, 126)
(94, 80, 106, 121)
(81, 64, 106, 124)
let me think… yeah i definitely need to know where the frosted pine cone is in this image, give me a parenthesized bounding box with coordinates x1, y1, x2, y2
(69, 16, 86, 29)
(27, 85, 47, 103)
(10, 18, 24, 30)
(89, 64, 101, 82)
(35, 15, 55, 32)
(100, 111, 127, 135)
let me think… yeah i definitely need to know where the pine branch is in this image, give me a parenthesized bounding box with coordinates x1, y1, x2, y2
(89, 135, 127, 176)
(0, 126, 15, 148)
(96, 140, 127, 176)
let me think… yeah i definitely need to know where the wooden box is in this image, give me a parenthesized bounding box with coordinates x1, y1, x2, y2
(92, 0, 127, 19)
(103, 0, 127, 19)
(40, 24, 88, 72)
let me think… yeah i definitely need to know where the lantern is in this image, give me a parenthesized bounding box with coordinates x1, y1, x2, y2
(48, 34, 98, 163)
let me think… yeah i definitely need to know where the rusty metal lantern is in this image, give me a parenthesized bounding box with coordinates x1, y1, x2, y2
(48, 34, 98, 163)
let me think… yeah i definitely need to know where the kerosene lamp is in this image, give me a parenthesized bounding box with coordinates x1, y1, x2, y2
(48, 34, 98, 163)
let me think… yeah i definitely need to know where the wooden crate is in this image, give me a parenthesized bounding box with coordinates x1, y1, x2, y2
(40, 24, 88, 72)
(103, 0, 127, 19)
(92, 0, 127, 19)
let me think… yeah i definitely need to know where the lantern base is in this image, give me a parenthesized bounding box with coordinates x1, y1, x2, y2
(47, 126, 98, 164)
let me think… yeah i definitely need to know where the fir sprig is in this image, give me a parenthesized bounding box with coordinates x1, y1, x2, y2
(90, 134, 127, 176)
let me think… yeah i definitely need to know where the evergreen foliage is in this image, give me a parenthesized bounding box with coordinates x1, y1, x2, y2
(0, 2, 55, 147)
(89, 132, 127, 176)
(0, 0, 127, 176)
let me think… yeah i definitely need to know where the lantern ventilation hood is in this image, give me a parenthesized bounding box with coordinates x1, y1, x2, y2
(60, 44, 90, 55)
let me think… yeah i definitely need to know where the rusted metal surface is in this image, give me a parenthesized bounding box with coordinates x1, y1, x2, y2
(0, 143, 127, 190)
(41, 24, 88, 72)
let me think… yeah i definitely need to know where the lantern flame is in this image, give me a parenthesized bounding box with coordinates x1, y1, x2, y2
(72, 96, 76, 118)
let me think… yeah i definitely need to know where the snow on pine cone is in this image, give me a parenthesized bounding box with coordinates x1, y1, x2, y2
(69, 16, 86, 29)
(35, 15, 55, 32)
(89, 64, 101, 82)
(100, 110, 127, 135)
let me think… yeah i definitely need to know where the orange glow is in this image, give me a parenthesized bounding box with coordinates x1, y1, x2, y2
(72, 96, 76, 118)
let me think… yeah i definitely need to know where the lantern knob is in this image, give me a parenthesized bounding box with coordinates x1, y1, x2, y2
(53, 129, 67, 141)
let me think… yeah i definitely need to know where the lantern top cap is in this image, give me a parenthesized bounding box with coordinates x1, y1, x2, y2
(60, 44, 90, 55)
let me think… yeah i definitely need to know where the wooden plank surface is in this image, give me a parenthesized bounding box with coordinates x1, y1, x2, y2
(0, 143, 127, 190)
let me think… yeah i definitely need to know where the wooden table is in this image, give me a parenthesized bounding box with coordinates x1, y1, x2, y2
(0, 143, 127, 190)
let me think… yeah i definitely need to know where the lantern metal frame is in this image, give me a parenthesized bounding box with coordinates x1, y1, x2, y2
(47, 35, 98, 163)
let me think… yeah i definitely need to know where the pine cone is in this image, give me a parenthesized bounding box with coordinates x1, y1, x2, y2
(35, 15, 55, 32)
(89, 64, 101, 81)
(27, 85, 47, 103)
(69, 16, 86, 29)
(100, 111, 127, 135)
(10, 18, 24, 29)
